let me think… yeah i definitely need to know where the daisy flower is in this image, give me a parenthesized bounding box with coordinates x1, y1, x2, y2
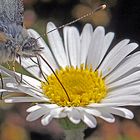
(2, 22, 140, 129)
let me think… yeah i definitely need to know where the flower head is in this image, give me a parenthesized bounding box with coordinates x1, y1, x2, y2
(2, 22, 140, 128)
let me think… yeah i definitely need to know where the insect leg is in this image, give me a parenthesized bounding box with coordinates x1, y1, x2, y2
(12, 60, 21, 84)
(19, 56, 23, 83)
(0, 71, 4, 100)
(36, 55, 48, 83)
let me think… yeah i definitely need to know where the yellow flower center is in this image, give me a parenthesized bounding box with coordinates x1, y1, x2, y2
(41, 65, 107, 107)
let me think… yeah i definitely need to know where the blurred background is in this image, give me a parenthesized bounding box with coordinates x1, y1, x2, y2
(1, 0, 140, 140)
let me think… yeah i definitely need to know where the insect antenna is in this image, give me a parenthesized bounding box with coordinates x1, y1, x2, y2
(37, 53, 71, 102)
(32, 4, 107, 101)
(35, 4, 106, 40)
(31, 4, 106, 50)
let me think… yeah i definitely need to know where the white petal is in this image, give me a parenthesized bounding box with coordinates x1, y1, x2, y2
(88, 102, 140, 107)
(0, 65, 21, 80)
(1, 77, 16, 86)
(0, 89, 9, 92)
(0, 90, 19, 100)
(17, 57, 46, 80)
(28, 29, 58, 71)
(107, 107, 134, 119)
(84, 108, 101, 116)
(27, 104, 57, 113)
(87, 26, 105, 70)
(106, 51, 140, 83)
(98, 110, 115, 123)
(20, 74, 41, 90)
(107, 85, 140, 98)
(26, 108, 50, 121)
(47, 22, 67, 67)
(19, 57, 53, 81)
(5, 96, 49, 103)
(81, 112, 97, 128)
(126, 81, 140, 87)
(85, 108, 115, 123)
(108, 71, 140, 89)
(0, 78, 21, 96)
(0, 68, 41, 94)
(102, 95, 140, 104)
(80, 24, 93, 64)
(63, 27, 71, 66)
(99, 39, 129, 71)
(67, 27, 80, 67)
(41, 114, 53, 126)
(99, 42, 138, 77)
(67, 108, 81, 124)
(39, 104, 58, 109)
(98, 32, 114, 65)
(27, 105, 42, 112)
(7, 83, 44, 99)
(50, 107, 65, 118)
(27, 29, 47, 53)
(37, 56, 55, 76)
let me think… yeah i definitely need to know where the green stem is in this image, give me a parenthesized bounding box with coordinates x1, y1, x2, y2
(64, 128, 85, 140)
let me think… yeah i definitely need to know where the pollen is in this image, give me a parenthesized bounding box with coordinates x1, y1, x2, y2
(41, 65, 107, 107)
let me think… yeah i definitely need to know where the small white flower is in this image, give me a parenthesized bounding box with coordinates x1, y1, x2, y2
(2, 22, 140, 128)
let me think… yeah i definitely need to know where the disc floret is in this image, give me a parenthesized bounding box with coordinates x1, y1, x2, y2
(42, 65, 107, 107)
